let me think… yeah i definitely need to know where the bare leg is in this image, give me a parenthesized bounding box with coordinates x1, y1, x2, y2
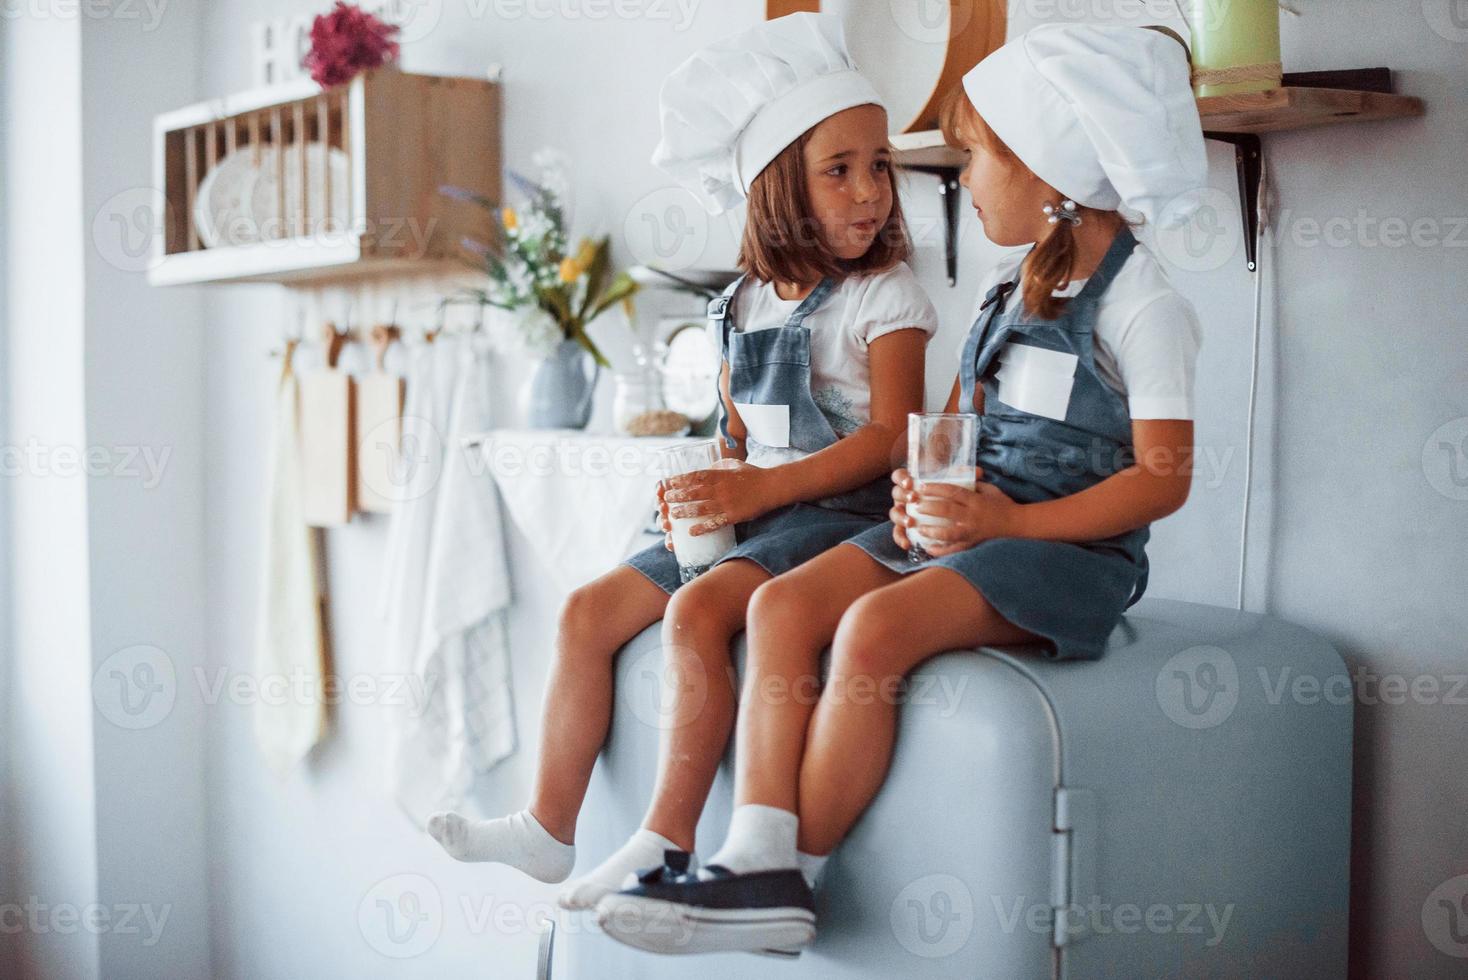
(558, 560, 774, 908)
(797, 566, 1038, 855)
(528, 564, 672, 843)
(734, 544, 900, 813)
(641, 558, 773, 851)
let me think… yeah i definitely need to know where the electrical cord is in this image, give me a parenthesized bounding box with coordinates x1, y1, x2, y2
(1236, 149, 1271, 611)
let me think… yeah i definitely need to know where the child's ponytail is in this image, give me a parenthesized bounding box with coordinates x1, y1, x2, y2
(1021, 213, 1081, 321)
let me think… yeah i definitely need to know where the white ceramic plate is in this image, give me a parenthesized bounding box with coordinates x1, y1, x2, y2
(246, 143, 351, 242)
(192, 145, 260, 248)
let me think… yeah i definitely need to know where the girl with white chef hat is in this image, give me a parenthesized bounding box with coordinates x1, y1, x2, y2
(596, 22, 1209, 956)
(426, 10, 940, 919)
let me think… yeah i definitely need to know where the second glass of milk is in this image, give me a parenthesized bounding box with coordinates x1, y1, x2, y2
(905, 412, 979, 563)
(657, 440, 738, 583)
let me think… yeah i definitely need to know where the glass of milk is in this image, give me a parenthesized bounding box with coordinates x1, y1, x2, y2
(905, 412, 979, 563)
(657, 440, 738, 583)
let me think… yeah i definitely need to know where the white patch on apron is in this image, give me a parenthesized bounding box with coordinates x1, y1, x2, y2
(733, 401, 791, 448)
(994, 343, 1079, 422)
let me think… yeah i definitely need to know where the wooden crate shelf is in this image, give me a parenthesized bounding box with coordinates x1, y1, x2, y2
(149, 66, 499, 286)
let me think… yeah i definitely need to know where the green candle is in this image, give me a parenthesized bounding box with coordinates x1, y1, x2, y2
(1188, 0, 1282, 97)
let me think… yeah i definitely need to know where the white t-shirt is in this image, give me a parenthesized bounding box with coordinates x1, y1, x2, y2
(959, 243, 1202, 420)
(717, 261, 939, 464)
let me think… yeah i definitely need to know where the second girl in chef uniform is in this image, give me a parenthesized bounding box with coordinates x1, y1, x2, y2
(424, 12, 940, 912)
(597, 23, 1208, 956)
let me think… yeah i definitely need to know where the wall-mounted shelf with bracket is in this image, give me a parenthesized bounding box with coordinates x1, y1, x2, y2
(148, 66, 500, 287)
(894, 72, 1425, 281)
(1194, 82, 1424, 134)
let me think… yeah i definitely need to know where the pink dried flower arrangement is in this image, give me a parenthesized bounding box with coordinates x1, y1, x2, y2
(303, 2, 401, 88)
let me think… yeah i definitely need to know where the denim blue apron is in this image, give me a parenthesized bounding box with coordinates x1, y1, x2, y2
(623, 274, 883, 595)
(845, 226, 1150, 660)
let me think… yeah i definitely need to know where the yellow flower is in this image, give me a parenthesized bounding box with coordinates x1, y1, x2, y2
(573, 238, 599, 271)
(502, 207, 518, 230)
(558, 257, 580, 282)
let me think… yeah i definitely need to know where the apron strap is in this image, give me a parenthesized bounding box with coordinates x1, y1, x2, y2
(708, 273, 747, 358)
(1071, 225, 1138, 308)
(709, 274, 746, 450)
(1126, 558, 1150, 608)
(979, 278, 1017, 314)
(783, 276, 837, 327)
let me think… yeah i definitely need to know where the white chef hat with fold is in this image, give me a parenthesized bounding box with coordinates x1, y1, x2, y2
(962, 24, 1208, 229)
(650, 12, 885, 216)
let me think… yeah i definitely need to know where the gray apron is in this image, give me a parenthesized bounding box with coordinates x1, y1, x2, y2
(845, 227, 1150, 660)
(624, 274, 882, 595)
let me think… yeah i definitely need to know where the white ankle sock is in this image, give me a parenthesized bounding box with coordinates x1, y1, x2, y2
(705, 804, 798, 875)
(557, 827, 687, 910)
(797, 850, 830, 889)
(426, 809, 575, 883)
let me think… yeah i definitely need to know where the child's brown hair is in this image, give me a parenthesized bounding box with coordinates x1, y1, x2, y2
(938, 84, 1105, 320)
(737, 128, 912, 286)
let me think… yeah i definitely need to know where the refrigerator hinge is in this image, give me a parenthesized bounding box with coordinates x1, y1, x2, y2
(1051, 786, 1098, 948)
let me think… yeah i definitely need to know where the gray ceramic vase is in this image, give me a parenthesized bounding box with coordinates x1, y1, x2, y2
(522, 338, 600, 429)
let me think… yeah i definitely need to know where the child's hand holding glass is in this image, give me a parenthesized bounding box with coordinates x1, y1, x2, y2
(655, 445, 782, 582)
(891, 469, 1020, 556)
(899, 412, 984, 561)
(659, 458, 774, 538)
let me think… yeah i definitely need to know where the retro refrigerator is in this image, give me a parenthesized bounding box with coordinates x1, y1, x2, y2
(568, 597, 1352, 979)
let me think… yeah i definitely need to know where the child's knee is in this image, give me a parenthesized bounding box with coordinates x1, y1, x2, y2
(557, 580, 629, 657)
(747, 575, 815, 631)
(831, 594, 905, 676)
(663, 576, 743, 637)
(558, 583, 600, 638)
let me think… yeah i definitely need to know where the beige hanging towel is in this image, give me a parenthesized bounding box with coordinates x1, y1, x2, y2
(356, 323, 406, 514)
(300, 323, 357, 526)
(255, 342, 328, 773)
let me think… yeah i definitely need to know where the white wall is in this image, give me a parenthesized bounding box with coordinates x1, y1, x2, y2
(2, 5, 210, 979)
(79, 6, 212, 979)
(2, 12, 101, 980)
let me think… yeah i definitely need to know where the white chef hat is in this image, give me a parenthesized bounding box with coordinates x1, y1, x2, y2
(651, 12, 885, 215)
(962, 24, 1208, 228)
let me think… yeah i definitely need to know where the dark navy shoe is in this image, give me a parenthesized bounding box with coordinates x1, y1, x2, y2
(631, 848, 695, 885)
(594, 860, 815, 956)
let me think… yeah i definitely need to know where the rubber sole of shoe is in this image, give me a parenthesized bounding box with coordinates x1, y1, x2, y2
(594, 895, 815, 956)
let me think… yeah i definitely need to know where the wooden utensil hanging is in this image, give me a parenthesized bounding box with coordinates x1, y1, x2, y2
(299, 321, 358, 527)
(355, 323, 406, 514)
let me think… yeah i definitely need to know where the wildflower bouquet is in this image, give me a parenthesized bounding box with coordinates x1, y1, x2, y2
(442, 151, 636, 367)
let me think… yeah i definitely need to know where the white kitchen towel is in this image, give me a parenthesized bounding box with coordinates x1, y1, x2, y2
(255, 352, 328, 774)
(485, 429, 688, 593)
(389, 335, 517, 825)
(377, 337, 460, 668)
